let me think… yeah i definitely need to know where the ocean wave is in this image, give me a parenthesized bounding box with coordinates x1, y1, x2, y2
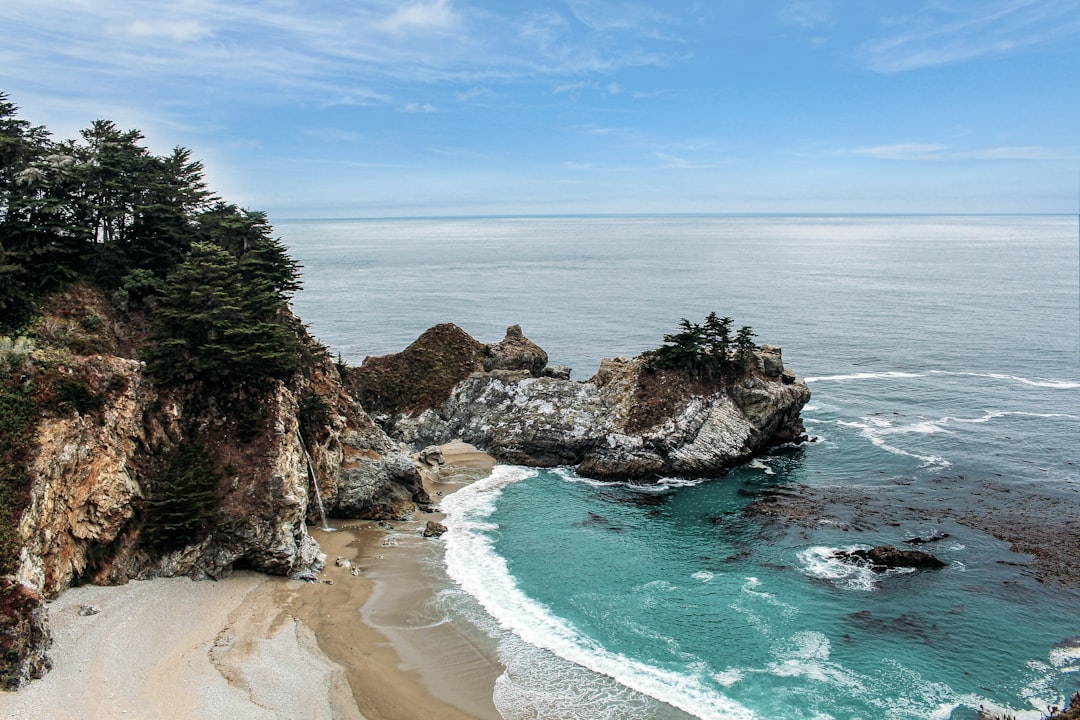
(805, 369, 1080, 389)
(931, 370, 1080, 390)
(441, 466, 758, 720)
(796, 546, 903, 591)
(941, 409, 1080, 424)
(836, 419, 951, 469)
(804, 371, 925, 383)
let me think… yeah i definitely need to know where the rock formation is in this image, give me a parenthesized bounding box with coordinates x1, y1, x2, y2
(834, 545, 947, 571)
(1, 308, 424, 688)
(360, 325, 810, 480)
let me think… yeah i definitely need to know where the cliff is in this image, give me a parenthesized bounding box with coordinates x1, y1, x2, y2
(0, 288, 424, 688)
(356, 325, 810, 479)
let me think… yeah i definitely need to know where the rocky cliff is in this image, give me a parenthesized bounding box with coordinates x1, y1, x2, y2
(0, 293, 424, 688)
(359, 325, 810, 479)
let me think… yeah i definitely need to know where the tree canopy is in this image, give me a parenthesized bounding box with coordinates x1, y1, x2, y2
(643, 312, 757, 378)
(0, 91, 304, 392)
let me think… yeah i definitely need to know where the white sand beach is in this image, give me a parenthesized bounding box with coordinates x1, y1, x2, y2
(0, 442, 502, 720)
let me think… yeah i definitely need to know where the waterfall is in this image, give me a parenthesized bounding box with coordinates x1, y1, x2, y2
(298, 430, 332, 531)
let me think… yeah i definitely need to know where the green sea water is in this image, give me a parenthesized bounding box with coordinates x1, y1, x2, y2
(281, 215, 1080, 719)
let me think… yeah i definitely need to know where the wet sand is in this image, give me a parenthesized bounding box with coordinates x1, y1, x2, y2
(0, 441, 503, 720)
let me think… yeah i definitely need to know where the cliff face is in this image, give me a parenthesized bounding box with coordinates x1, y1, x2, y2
(1, 333, 423, 688)
(372, 327, 810, 479)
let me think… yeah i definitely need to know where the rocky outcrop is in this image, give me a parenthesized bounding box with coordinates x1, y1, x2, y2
(2, 332, 424, 687)
(834, 545, 947, 571)
(384, 328, 810, 479)
(482, 324, 548, 375)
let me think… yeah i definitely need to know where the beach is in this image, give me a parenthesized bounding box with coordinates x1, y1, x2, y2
(0, 442, 502, 720)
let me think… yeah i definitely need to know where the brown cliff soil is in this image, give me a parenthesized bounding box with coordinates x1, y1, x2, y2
(624, 366, 722, 434)
(346, 323, 484, 417)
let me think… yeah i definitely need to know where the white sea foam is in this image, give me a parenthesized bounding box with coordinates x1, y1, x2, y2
(836, 419, 951, 469)
(931, 370, 1080, 390)
(804, 371, 924, 383)
(713, 668, 744, 687)
(797, 546, 884, 591)
(747, 459, 775, 475)
(441, 465, 758, 720)
(692, 570, 714, 583)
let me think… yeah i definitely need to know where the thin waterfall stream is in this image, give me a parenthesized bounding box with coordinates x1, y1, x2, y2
(298, 430, 332, 531)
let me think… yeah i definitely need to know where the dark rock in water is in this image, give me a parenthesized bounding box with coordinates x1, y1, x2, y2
(423, 521, 448, 538)
(377, 520, 394, 530)
(835, 545, 947, 572)
(847, 610, 944, 644)
(905, 531, 951, 545)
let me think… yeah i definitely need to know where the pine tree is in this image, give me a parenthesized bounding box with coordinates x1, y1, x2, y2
(146, 241, 300, 389)
(143, 442, 219, 552)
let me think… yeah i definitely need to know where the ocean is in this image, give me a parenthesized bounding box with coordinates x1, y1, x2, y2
(279, 215, 1080, 720)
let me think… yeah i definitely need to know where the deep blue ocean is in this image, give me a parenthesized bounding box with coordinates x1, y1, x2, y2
(280, 216, 1080, 720)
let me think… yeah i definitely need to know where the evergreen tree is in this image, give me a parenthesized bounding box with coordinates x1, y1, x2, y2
(703, 312, 733, 366)
(146, 241, 300, 389)
(735, 325, 757, 361)
(143, 441, 219, 552)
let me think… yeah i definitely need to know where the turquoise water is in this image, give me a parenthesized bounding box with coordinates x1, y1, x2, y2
(280, 215, 1080, 719)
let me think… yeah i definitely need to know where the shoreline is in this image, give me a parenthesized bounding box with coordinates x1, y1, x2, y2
(292, 439, 504, 720)
(0, 441, 503, 720)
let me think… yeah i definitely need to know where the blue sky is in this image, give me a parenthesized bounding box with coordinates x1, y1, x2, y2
(2, 0, 1078, 217)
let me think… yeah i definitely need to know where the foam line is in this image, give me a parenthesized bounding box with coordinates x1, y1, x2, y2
(805, 371, 925, 383)
(441, 466, 758, 720)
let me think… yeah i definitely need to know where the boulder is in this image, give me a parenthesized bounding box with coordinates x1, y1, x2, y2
(483, 324, 548, 375)
(423, 521, 448, 538)
(835, 545, 947, 571)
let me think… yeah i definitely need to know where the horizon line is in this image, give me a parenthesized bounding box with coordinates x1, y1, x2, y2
(271, 211, 1076, 223)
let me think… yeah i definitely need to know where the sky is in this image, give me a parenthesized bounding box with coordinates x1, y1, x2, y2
(1, 0, 1079, 217)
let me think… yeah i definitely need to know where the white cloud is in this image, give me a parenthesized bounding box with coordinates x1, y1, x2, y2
(861, 0, 1080, 72)
(124, 19, 212, 42)
(399, 102, 437, 113)
(777, 1, 834, 29)
(850, 142, 1060, 161)
(553, 81, 592, 95)
(377, 0, 460, 34)
(852, 143, 951, 160)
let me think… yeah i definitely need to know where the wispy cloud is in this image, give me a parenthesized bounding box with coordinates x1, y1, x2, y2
(553, 81, 592, 95)
(124, 19, 212, 42)
(861, 0, 1080, 72)
(399, 102, 438, 113)
(376, 0, 460, 34)
(850, 142, 1061, 160)
(654, 152, 716, 170)
(777, 1, 835, 30)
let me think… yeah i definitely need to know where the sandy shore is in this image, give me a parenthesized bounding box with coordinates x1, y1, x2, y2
(0, 441, 503, 720)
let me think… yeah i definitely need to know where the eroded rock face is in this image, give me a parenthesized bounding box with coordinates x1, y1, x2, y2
(387, 328, 810, 479)
(5, 340, 425, 686)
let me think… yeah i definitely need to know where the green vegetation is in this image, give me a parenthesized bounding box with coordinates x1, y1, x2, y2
(0, 91, 303, 395)
(643, 312, 757, 378)
(142, 442, 220, 552)
(0, 90, 312, 569)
